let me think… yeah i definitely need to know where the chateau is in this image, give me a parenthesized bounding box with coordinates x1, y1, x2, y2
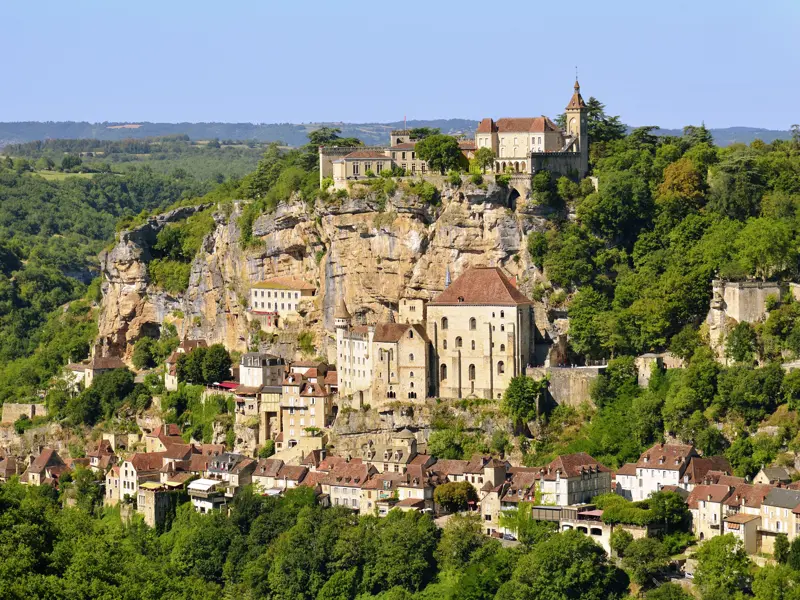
(319, 79, 589, 189)
(335, 266, 536, 405)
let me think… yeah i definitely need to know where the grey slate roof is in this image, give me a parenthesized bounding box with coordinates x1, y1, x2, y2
(764, 488, 800, 510)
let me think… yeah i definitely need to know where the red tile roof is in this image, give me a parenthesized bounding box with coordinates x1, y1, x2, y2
(687, 484, 733, 509)
(429, 267, 532, 306)
(616, 463, 637, 476)
(277, 464, 308, 483)
(542, 453, 609, 480)
(684, 456, 732, 484)
(636, 443, 697, 471)
(254, 458, 284, 477)
(476, 117, 561, 134)
(373, 322, 429, 343)
(324, 371, 338, 386)
(128, 452, 166, 472)
(344, 150, 391, 160)
(29, 448, 64, 474)
(724, 484, 774, 509)
(566, 81, 587, 110)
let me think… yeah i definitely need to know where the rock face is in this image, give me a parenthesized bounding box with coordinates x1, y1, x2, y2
(97, 182, 554, 362)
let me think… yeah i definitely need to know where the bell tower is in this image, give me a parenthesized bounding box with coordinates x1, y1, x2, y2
(565, 78, 589, 177)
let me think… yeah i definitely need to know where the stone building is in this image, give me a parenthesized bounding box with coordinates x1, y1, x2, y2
(249, 277, 316, 330)
(239, 352, 285, 388)
(334, 297, 374, 400)
(426, 267, 535, 400)
(538, 453, 612, 506)
(475, 80, 589, 178)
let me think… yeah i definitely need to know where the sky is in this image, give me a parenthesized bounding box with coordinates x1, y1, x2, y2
(3, 0, 799, 129)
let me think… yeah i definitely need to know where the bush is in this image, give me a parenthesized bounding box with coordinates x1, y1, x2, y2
(447, 171, 462, 186)
(258, 440, 275, 458)
(298, 331, 315, 355)
(496, 174, 511, 187)
(470, 173, 483, 186)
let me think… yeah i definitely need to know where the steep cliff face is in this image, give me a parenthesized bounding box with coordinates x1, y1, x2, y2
(97, 182, 554, 361)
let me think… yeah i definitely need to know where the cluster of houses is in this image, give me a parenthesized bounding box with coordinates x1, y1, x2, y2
(11, 427, 797, 559)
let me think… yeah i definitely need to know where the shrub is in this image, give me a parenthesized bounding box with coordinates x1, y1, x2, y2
(496, 174, 511, 187)
(298, 330, 315, 355)
(470, 173, 483, 186)
(447, 171, 462, 186)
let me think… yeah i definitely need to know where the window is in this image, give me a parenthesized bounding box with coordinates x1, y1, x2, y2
(455, 337, 462, 348)
(497, 361, 505, 375)
(471, 340, 475, 350)
(443, 340, 447, 349)
(410, 382, 414, 389)
(410, 371, 414, 377)
(469, 364, 476, 380)
(441, 317, 448, 330)
(500, 344, 505, 352)
(353, 163, 359, 175)
(412, 151, 416, 160)
(440, 364, 447, 382)
(402, 152, 406, 160)
(500, 325, 505, 332)
(409, 353, 415, 361)
(376, 162, 383, 173)
(500, 310, 504, 318)
(469, 318, 477, 331)
(408, 330, 413, 339)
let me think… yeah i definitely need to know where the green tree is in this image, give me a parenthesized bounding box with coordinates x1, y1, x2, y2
(622, 537, 670, 587)
(435, 512, 485, 571)
(132, 336, 157, 370)
(736, 217, 795, 280)
(415, 134, 464, 175)
(609, 527, 634, 557)
(259, 440, 276, 458)
(202, 344, 232, 384)
(694, 534, 753, 599)
(473, 147, 496, 173)
(502, 375, 547, 425)
(775, 533, 790, 564)
(499, 529, 629, 600)
(433, 481, 478, 513)
(645, 582, 693, 600)
(60, 153, 82, 171)
(177, 347, 207, 384)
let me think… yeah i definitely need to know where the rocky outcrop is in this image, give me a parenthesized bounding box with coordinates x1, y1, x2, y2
(97, 182, 553, 362)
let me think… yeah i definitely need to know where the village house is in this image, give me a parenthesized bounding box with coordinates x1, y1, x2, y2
(105, 466, 121, 505)
(0, 454, 21, 482)
(207, 452, 256, 497)
(280, 369, 334, 448)
(87, 439, 117, 474)
(249, 277, 316, 330)
(118, 452, 165, 502)
(759, 488, 800, 552)
(623, 443, 699, 501)
(322, 460, 377, 511)
(21, 448, 66, 486)
(137, 482, 173, 528)
(754, 466, 793, 486)
(239, 352, 286, 388)
(334, 297, 374, 400)
(188, 478, 227, 513)
(145, 424, 184, 453)
(538, 453, 612, 506)
(687, 484, 733, 542)
(360, 429, 422, 474)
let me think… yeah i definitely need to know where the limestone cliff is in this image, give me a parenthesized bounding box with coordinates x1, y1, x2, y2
(97, 182, 557, 362)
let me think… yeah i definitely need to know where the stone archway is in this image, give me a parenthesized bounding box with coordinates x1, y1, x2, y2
(507, 187, 520, 210)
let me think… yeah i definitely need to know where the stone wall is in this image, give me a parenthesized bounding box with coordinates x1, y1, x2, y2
(526, 366, 604, 410)
(1, 403, 48, 425)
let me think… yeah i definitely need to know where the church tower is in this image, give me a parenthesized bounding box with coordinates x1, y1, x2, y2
(565, 79, 589, 177)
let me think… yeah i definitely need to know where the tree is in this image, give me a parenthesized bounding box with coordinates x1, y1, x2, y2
(409, 127, 440, 139)
(775, 533, 790, 564)
(177, 347, 207, 384)
(473, 147, 496, 173)
(202, 344, 232, 384)
(502, 375, 547, 425)
(557, 97, 626, 144)
(435, 512, 485, 571)
(498, 503, 558, 547)
(60, 154, 82, 171)
(415, 134, 464, 174)
(502, 529, 629, 600)
(623, 537, 670, 587)
(434, 481, 478, 513)
(609, 527, 634, 557)
(649, 490, 691, 533)
(736, 217, 795, 281)
(132, 336, 157, 370)
(694, 534, 753, 599)
(752, 564, 800, 600)
(259, 440, 275, 458)
(645, 582, 693, 600)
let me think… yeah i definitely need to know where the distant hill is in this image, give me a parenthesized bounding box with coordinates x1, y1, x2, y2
(0, 120, 792, 149)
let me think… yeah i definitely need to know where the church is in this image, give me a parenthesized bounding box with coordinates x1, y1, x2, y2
(334, 267, 536, 405)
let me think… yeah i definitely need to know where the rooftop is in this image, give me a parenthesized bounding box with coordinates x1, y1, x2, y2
(428, 267, 532, 307)
(251, 277, 316, 291)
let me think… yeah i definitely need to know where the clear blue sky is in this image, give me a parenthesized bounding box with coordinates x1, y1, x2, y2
(4, 0, 799, 129)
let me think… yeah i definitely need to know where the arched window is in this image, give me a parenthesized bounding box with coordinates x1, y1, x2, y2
(469, 318, 477, 331)
(471, 340, 476, 350)
(497, 361, 505, 375)
(441, 317, 448, 330)
(443, 340, 448, 349)
(410, 371, 414, 378)
(408, 329, 413, 338)
(410, 381, 414, 389)
(468, 364, 476, 381)
(409, 354, 414, 362)
(500, 310, 504, 318)
(500, 344, 505, 352)
(455, 337, 462, 348)
(440, 364, 447, 382)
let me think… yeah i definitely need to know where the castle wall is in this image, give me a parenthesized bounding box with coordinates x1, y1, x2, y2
(526, 366, 604, 410)
(1, 403, 48, 425)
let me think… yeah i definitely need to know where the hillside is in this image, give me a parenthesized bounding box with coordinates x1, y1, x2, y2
(1, 120, 791, 149)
